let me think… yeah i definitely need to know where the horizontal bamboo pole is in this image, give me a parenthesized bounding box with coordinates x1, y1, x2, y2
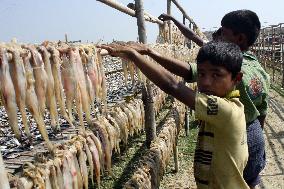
(96, 0, 164, 25)
(171, 0, 196, 28)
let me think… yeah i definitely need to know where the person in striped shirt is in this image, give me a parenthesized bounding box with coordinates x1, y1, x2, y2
(100, 40, 249, 188)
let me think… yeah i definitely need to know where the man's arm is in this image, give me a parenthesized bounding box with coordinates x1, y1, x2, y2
(100, 44, 196, 109)
(127, 42, 193, 81)
(158, 13, 205, 47)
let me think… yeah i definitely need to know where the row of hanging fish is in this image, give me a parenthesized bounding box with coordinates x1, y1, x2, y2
(9, 98, 145, 189)
(124, 100, 186, 189)
(0, 42, 107, 152)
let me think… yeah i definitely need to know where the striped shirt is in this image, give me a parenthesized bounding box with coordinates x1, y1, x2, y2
(194, 91, 249, 189)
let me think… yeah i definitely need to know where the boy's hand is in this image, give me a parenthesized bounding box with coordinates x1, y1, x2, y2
(98, 44, 136, 60)
(158, 13, 172, 21)
(126, 41, 150, 55)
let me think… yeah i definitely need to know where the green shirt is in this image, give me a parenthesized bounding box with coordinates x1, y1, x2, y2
(189, 52, 270, 123)
(237, 52, 270, 123)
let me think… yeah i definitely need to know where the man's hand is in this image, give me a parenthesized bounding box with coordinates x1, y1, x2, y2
(126, 41, 151, 55)
(158, 13, 172, 21)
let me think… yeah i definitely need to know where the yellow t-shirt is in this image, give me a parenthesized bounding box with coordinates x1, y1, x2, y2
(194, 91, 249, 189)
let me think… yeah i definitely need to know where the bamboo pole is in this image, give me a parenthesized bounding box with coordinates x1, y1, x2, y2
(135, 0, 156, 148)
(171, 0, 197, 28)
(281, 23, 284, 87)
(96, 0, 163, 25)
(167, 0, 172, 44)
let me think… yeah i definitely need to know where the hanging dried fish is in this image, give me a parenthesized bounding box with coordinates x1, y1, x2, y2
(0, 47, 21, 141)
(7, 49, 31, 139)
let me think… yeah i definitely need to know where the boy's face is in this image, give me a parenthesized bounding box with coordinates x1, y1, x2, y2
(197, 61, 240, 97)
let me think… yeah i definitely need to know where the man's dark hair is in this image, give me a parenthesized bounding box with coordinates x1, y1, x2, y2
(221, 9, 261, 47)
(212, 28, 222, 41)
(196, 41, 243, 78)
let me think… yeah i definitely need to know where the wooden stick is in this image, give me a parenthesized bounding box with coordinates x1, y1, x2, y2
(171, 0, 196, 28)
(96, 0, 163, 25)
(167, 0, 172, 44)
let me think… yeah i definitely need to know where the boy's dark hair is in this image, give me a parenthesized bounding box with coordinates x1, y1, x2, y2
(221, 9, 261, 47)
(196, 41, 243, 78)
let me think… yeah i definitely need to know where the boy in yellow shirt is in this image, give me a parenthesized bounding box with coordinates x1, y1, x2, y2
(100, 41, 249, 188)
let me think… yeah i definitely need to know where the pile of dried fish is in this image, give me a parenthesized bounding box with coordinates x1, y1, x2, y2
(12, 98, 145, 189)
(0, 37, 197, 189)
(124, 100, 186, 189)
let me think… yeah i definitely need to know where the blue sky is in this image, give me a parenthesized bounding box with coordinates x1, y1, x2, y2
(0, 0, 283, 44)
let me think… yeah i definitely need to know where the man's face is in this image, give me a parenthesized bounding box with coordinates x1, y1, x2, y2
(197, 61, 237, 97)
(220, 27, 238, 44)
(221, 26, 247, 51)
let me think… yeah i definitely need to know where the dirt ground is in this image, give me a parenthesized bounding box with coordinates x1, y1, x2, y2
(160, 89, 284, 189)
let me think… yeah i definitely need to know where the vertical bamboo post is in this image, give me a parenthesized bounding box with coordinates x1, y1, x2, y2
(263, 28, 267, 70)
(135, 0, 156, 147)
(182, 15, 189, 137)
(183, 15, 186, 46)
(272, 26, 276, 82)
(65, 33, 68, 43)
(281, 24, 284, 88)
(169, 1, 177, 172)
(167, 0, 172, 44)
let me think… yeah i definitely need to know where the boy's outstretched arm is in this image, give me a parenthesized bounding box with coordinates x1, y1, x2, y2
(158, 13, 205, 47)
(126, 42, 193, 81)
(99, 44, 196, 109)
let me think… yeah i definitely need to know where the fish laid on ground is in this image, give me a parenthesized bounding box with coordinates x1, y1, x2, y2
(0, 48, 21, 140)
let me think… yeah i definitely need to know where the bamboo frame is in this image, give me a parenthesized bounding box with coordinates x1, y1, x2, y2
(96, 0, 163, 25)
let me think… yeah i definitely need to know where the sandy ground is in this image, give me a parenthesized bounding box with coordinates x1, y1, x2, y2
(160, 89, 284, 189)
(257, 89, 284, 189)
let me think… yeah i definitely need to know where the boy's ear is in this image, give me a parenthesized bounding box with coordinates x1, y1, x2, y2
(235, 72, 243, 84)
